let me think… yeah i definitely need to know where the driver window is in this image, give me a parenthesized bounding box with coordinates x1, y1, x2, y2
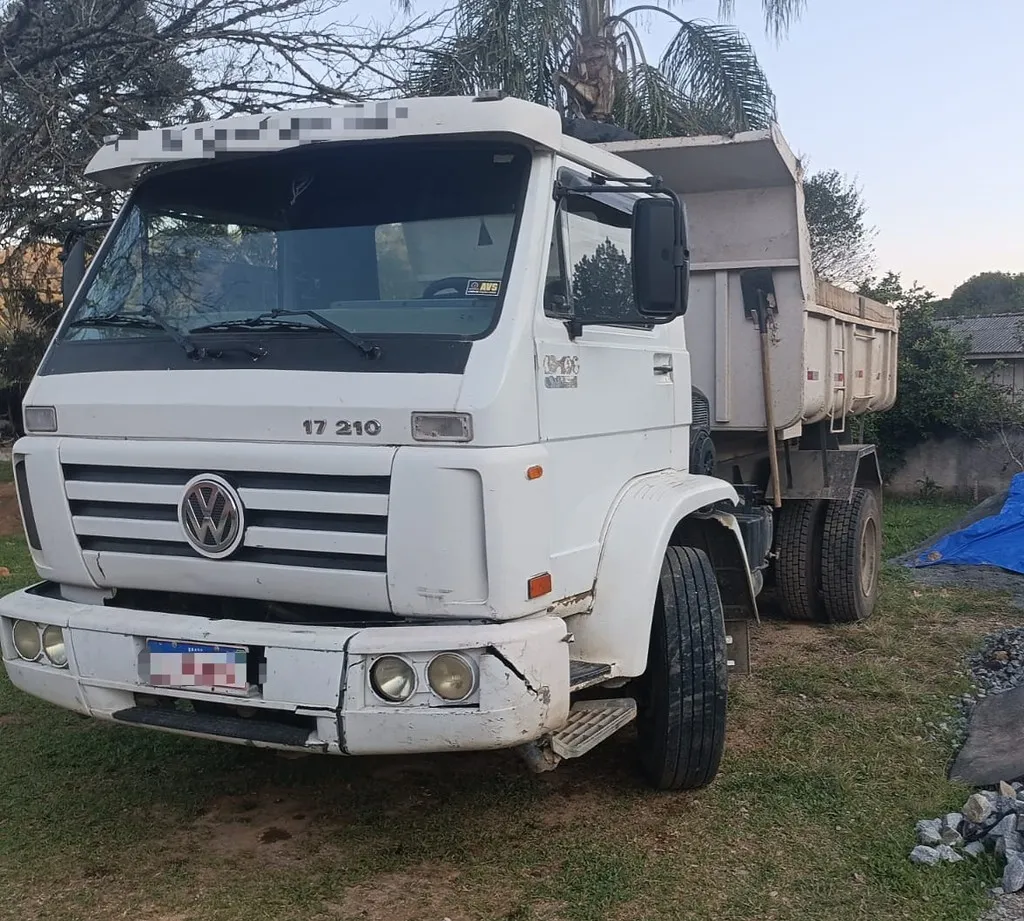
(543, 193, 652, 329)
(562, 196, 643, 326)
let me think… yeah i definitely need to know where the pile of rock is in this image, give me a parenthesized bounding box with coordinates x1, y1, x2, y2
(966, 635, 1024, 700)
(970, 629, 1024, 696)
(911, 782, 1024, 894)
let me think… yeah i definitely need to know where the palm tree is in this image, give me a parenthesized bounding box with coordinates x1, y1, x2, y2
(397, 1, 805, 137)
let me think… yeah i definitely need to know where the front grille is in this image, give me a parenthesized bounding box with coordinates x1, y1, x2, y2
(62, 463, 389, 572)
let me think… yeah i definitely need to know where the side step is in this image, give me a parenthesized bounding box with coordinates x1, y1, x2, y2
(112, 706, 314, 746)
(550, 698, 637, 760)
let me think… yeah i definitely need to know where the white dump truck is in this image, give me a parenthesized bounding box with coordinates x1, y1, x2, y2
(1, 95, 897, 790)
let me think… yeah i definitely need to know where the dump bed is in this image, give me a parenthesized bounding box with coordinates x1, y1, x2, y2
(603, 128, 898, 438)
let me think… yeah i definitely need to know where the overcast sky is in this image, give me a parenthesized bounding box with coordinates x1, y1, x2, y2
(349, 0, 1023, 296)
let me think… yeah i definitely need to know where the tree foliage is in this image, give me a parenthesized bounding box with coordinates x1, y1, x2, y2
(859, 272, 1022, 477)
(802, 169, 874, 288)
(571, 237, 633, 319)
(402, 0, 805, 137)
(935, 271, 1024, 318)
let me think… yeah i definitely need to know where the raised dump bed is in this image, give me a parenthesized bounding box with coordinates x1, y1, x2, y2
(604, 128, 898, 441)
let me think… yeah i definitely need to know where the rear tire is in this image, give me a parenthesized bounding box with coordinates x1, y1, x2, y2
(821, 488, 881, 623)
(774, 499, 827, 621)
(636, 546, 728, 791)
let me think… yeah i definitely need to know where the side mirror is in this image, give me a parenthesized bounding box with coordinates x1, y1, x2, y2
(631, 196, 688, 320)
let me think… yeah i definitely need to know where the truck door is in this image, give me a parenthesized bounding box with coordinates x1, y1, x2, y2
(533, 164, 686, 592)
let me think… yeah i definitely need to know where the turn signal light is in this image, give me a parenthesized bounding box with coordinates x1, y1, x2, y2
(526, 465, 543, 480)
(528, 572, 552, 600)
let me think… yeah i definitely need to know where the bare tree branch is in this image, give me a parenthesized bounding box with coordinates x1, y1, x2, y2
(0, 0, 437, 385)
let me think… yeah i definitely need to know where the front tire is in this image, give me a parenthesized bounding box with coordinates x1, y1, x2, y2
(636, 546, 728, 791)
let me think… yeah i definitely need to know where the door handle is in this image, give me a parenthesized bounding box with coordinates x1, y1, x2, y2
(653, 355, 673, 375)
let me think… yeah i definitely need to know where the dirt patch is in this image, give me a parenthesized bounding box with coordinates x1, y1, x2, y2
(332, 865, 469, 921)
(749, 618, 829, 668)
(0, 483, 22, 536)
(188, 792, 317, 864)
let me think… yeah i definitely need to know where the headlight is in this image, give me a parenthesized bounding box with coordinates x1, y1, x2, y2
(427, 653, 476, 701)
(369, 655, 417, 702)
(411, 412, 473, 443)
(12, 620, 41, 661)
(23, 406, 57, 433)
(41, 625, 68, 667)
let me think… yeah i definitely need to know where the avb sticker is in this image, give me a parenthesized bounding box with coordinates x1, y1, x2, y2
(466, 279, 501, 296)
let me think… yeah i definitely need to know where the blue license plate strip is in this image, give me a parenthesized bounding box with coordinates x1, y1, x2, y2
(144, 639, 248, 691)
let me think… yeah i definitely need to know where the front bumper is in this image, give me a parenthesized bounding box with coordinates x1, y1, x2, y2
(0, 585, 571, 754)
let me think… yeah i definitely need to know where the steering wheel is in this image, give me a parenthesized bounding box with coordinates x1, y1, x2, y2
(421, 276, 476, 298)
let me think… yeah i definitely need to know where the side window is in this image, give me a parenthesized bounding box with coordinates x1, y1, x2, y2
(562, 197, 633, 324)
(542, 222, 569, 318)
(556, 187, 652, 329)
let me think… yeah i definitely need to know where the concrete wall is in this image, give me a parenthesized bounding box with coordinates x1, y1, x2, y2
(887, 430, 1024, 499)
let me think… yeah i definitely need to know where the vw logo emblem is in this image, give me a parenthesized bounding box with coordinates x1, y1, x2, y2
(178, 474, 244, 559)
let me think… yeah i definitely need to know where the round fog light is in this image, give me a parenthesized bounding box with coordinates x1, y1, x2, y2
(12, 620, 41, 661)
(427, 653, 476, 702)
(370, 655, 417, 702)
(42, 625, 67, 667)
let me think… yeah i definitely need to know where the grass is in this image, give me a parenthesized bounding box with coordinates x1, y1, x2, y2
(0, 496, 1017, 921)
(882, 497, 974, 559)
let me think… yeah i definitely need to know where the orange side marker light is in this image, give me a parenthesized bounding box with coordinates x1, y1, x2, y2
(528, 572, 552, 599)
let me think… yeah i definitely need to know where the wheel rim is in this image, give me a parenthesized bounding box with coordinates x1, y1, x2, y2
(860, 515, 879, 598)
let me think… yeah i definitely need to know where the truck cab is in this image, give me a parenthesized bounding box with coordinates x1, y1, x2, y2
(1, 95, 895, 791)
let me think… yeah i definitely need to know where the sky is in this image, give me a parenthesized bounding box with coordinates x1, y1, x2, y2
(349, 0, 1023, 296)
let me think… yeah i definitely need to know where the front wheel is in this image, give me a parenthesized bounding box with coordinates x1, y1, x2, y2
(636, 545, 728, 791)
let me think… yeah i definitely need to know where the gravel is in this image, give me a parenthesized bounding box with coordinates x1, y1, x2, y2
(966, 793, 996, 824)
(910, 845, 942, 866)
(912, 784, 1024, 917)
(970, 630, 1024, 696)
(1006, 859, 1024, 894)
(982, 893, 1024, 921)
(916, 818, 943, 846)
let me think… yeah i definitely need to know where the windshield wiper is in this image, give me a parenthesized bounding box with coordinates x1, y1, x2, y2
(191, 309, 382, 359)
(68, 308, 266, 360)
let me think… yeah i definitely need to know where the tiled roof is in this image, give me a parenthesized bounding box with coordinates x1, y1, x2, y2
(934, 313, 1024, 356)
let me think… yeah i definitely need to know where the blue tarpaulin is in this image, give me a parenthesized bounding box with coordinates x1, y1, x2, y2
(913, 472, 1024, 574)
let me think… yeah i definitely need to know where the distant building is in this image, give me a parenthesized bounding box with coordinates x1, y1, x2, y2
(934, 313, 1024, 398)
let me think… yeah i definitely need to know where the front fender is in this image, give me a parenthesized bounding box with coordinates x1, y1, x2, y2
(567, 471, 741, 677)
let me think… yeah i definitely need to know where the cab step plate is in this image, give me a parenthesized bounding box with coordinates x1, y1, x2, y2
(550, 698, 637, 760)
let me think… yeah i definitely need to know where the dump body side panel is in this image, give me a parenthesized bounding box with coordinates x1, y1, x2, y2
(603, 130, 897, 438)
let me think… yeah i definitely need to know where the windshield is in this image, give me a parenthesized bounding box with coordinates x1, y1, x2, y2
(49, 141, 529, 375)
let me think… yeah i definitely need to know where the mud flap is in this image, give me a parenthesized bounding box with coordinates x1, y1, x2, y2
(725, 619, 750, 677)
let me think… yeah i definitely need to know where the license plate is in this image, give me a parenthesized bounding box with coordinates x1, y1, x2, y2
(143, 640, 248, 691)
